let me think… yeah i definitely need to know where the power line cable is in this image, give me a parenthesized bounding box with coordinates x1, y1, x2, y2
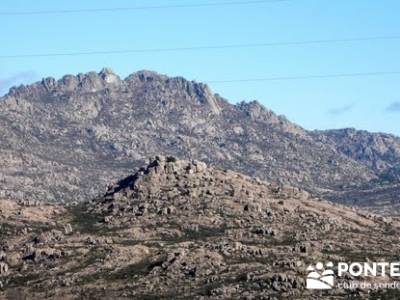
(205, 71, 400, 83)
(0, 0, 293, 16)
(1, 35, 399, 59)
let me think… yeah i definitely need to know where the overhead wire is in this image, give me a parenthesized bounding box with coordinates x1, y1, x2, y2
(205, 71, 400, 84)
(0, 35, 399, 59)
(0, 0, 294, 16)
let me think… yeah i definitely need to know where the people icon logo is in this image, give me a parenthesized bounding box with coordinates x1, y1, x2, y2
(306, 262, 335, 289)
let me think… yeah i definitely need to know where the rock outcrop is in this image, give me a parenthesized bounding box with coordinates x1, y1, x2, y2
(0, 157, 399, 299)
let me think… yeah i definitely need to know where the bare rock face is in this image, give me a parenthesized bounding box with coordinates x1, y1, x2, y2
(0, 158, 399, 299)
(0, 69, 399, 212)
(0, 263, 8, 275)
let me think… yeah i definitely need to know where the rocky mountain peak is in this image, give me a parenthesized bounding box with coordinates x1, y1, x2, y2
(110, 156, 207, 195)
(90, 156, 210, 215)
(0, 69, 399, 211)
(2, 69, 223, 114)
(126, 70, 169, 83)
(99, 67, 121, 84)
(125, 70, 221, 114)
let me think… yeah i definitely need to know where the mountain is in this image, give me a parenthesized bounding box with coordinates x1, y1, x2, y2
(0, 68, 399, 212)
(0, 157, 398, 299)
(316, 128, 400, 181)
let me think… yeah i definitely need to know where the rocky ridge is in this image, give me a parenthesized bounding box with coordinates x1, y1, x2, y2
(0, 157, 399, 299)
(0, 69, 399, 211)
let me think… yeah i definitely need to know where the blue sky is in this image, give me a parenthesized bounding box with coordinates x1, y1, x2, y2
(1, 0, 399, 135)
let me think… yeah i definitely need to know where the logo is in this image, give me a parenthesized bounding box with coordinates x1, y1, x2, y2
(306, 262, 334, 289)
(305, 261, 400, 291)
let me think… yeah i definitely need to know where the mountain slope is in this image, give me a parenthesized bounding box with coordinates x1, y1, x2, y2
(0, 68, 399, 210)
(0, 157, 399, 299)
(316, 128, 400, 181)
(313, 128, 400, 210)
